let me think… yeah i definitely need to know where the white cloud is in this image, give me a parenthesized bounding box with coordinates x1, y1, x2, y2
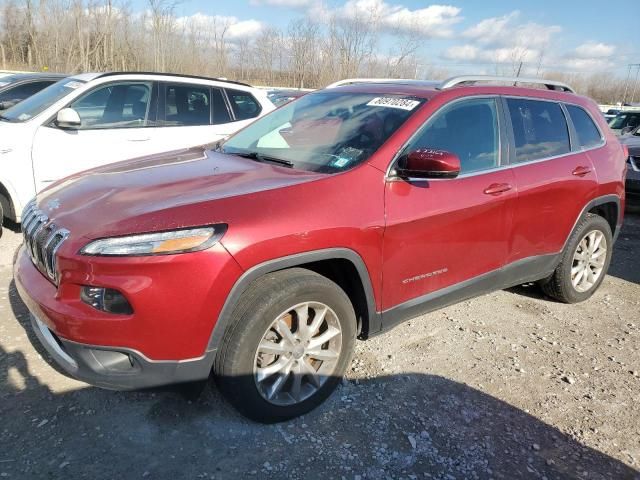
(556, 41, 617, 71)
(572, 42, 616, 59)
(249, 0, 315, 7)
(323, 0, 462, 38)
(463, 11, 561, 50)
(176, 13, 264, 40)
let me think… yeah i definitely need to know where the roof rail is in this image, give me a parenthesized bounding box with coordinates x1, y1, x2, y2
(96, 71, 253, 88)
(439, 75, 575, 93)
(326, 78, 433, 88)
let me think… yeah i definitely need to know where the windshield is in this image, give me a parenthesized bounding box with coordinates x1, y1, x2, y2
(0, 78, 85, 123)
(222, 91, 425, 173)
(608, 114, 628, 129)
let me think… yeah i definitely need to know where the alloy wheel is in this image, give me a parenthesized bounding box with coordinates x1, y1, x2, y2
(253, 301, 342, 406)
(571, 230, 607, 293)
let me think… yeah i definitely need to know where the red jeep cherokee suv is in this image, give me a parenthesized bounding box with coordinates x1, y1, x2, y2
(14, 76, 626, 422)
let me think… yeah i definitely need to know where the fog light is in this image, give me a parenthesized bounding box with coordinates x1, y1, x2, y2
(81, 286, 133, 315)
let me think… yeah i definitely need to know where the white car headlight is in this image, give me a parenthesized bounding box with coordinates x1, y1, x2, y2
(81, 225, 227, 256)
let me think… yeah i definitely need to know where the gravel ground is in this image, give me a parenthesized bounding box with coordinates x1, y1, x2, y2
(1, 215, 639, 480)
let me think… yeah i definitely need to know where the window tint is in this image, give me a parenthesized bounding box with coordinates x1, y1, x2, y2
(0, 81, 54, 102)
(211, 88, 232, 124)
(506, 98, 570, 162)
(163, 84, 211, 126)
(404, 97, 500, 174)
(226, 89, 261, 120)
(70, 82, 152, 129)
(566, 105, 602, 149)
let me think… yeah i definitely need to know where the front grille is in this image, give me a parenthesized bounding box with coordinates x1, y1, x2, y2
(21, 201, 69, 284)
(629, 156, 640, 172)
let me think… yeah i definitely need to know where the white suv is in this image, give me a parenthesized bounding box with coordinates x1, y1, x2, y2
(0, 72, 275, 228)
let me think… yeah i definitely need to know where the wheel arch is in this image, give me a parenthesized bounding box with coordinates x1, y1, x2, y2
(0, 180, 17, 221)
(563, 194, 622, 252)
(206, 248, 380, 353)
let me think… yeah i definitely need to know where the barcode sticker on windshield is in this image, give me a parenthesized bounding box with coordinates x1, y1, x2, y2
(367, 97, 420, 111)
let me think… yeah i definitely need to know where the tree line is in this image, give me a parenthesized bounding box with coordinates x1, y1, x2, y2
(0, 0, 630, 103)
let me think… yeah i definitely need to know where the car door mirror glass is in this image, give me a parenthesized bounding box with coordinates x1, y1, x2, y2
(56, 107, 81, 129)
(396, 149, 461, 179)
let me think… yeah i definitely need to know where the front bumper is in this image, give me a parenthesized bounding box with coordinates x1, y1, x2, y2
(27, 311, 213, 389)
(14, 242, 242, 389)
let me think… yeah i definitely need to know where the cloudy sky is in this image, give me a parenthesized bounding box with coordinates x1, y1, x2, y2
(131, 0, 638, 76)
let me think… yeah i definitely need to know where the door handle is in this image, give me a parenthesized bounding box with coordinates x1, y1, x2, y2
(127, 137, 150, 142)
(572, 166, 592, 177)
(483, 183, 513, 195)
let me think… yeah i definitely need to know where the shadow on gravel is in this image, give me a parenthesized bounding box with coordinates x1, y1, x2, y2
(3, 282, 638, 479)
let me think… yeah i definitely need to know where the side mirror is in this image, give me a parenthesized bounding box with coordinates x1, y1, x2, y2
(56, 107, 81, 129)
(396, 149, 461, 179)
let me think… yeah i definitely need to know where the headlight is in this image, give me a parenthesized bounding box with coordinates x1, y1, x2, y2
(80, 225, 227, 256)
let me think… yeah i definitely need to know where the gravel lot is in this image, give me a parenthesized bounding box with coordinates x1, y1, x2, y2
(1, 214, 639, 480)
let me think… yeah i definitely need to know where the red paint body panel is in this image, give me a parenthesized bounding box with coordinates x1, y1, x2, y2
(14, 83, 627, 367)
(382, 169, 516, 308)
(508, 150, 598, 263)
(15, 242, 243, 359)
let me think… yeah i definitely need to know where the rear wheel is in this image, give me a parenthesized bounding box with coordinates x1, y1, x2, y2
(541, 213, 612, 303)
(0, 202, 4, 239)
(213, 268, 356, 423)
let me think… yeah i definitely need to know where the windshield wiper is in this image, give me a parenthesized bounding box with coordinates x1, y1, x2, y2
(234, 151, 294, 168)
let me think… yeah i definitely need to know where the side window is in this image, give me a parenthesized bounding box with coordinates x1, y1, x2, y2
(163, 84, 211, 126)
(226, 89, 261, 121)
(0, 81, 54, 101)
(404, 97, 500, 174)
(566, 105, 602, 149)
(506, 98, 570, 162)
(70, 82, 152, 129)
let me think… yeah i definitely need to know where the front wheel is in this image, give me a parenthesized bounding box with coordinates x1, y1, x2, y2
(213, 268, 356, 423)
(540, 213, 613, 303)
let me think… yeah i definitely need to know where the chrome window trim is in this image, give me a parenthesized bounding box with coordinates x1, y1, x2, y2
(385, 94, 503, 181)
(386, 94, 608, 183)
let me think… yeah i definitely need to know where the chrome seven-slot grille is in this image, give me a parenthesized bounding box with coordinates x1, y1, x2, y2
(21, 201, 69, 284)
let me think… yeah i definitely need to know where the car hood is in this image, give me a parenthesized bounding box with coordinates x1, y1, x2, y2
(36, 147, 326, 239)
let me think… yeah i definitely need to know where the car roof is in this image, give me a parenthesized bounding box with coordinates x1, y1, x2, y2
(0, 72, 67, 82)
(67, 72, 253, 88)
(322, 75, 578, 101)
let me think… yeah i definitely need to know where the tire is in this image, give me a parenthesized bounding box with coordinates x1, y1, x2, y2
(213, 268, 357, 423)
(540, 213, 613, 303)
(0, 202, 4, 239)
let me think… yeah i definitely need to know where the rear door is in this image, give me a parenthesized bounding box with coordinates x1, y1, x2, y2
(504, 97, 599, 264)
(31, 81, 158, 191)
(382, 96, 517, 311)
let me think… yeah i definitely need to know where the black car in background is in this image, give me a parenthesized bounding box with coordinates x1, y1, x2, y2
(609, 110, 640, 136)
(621, 126, 640, 206)
(0, 73, 67, 110)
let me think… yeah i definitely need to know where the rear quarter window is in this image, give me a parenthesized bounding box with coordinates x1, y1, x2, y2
(226, 89, 261, 121)
(506, 98, 570, 163)
(565, 105, 602, 149)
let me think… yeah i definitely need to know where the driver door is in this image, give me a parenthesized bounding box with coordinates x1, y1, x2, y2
(382, 96, 516, 314)
(31, 81, 158, 192)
